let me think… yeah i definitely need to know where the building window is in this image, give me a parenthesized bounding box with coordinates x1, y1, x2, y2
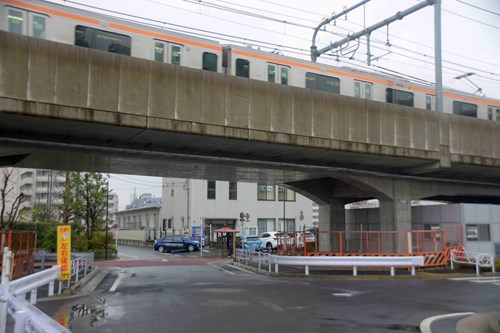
(207, 181, 216, 200)
(229, 182, 237, 200)
(171, 189, 174, 197)
(306, 72, 340, 94)
(75, 25, 131, 55)
(386, 88, 414, 107)
(278, 218, 296, 232)
(257, 218, 275, 233)
(277, 186, 296, 201)
(257, 184, 275, 201)
(452, 101, 477, 118)
(202, 52, 218, 72)
(496, 109, 500, 121)
(466, 224, 490, 241)
(236, 58, 249, 78)
(488, 107, 493, 120)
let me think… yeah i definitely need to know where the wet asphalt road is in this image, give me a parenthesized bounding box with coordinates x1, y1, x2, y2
(34, 246, 500, 333)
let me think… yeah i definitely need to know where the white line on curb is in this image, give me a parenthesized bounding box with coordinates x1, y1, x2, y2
(420, 312, 475, 333)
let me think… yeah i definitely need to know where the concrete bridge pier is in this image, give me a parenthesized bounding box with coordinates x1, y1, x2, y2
(318, 199, 347, 252)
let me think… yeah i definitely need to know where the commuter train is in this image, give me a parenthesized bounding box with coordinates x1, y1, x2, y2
(2, 0, 500, 119)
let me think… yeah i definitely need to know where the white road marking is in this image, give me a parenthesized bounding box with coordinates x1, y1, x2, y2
(207, 261, 235, 275)
(332, 293, 353, 297)
(117, 252, 138, 259)
(109, 272, 125, 292)
(448, 276, 499, 281)
(469, 279, 500, 283)
(420, 312, 475, 333)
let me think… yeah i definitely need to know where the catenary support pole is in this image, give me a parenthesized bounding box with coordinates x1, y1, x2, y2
(434, 0, 443, 112)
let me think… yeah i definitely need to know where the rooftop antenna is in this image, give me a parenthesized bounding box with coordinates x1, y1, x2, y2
(454, 72, 483, 96)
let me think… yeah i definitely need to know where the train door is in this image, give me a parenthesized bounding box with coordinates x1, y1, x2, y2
(267, 63, 290, 85)
(425, 94, 435, 111)
(153, 40, 183, 66)
(5, 7, 47, 39)
(354, 80, 373, 100)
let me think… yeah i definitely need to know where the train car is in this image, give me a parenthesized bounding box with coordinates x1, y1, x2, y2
(2, 0, 500, 120)
(223, 44, 500, 120)
(0, 0, 223, 72)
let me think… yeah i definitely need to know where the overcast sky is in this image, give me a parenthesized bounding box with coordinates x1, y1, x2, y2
(44, 0, 500, 208)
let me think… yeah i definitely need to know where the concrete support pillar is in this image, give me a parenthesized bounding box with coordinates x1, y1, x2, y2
(379, 190, 412, 254)
(318, 199, 346, 252)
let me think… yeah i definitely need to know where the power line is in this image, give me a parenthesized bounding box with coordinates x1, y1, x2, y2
(453, 0, 500, 17)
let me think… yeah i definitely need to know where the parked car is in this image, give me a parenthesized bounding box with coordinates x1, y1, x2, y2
(259, 231, 279, 252)
(241, 235, 263, 251)
(154, 235, 201, 253)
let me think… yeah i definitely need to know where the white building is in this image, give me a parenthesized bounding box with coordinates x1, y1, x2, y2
(161, 178, 314, 238)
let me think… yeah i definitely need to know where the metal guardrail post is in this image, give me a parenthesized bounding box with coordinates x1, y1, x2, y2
(14, 310, 27, 333)
(48, 281, 54, 297)
(1, 247, 13, 333)
(30, 289, 37, 304)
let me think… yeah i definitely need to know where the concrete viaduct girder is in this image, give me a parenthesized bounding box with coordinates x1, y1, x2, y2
(2, 31, 500, 252)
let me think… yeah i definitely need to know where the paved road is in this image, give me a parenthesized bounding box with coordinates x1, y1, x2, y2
(34, 246, 500, 333)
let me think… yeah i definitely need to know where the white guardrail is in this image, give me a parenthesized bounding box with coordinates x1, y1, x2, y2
(1, 249, 94, 333)
(450, 249, 496, 276)
(236, 249, 424, 276)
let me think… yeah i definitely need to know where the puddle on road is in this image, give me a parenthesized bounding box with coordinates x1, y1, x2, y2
(54, 296, 108, 330)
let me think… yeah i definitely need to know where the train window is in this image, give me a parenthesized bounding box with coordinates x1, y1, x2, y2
(426, 95, 435, 111)
(386, 88, 414, 107)
(154, 42, 165, 62)
(202, 52, 218, 72)
(452, 101, 477, 118)
(365, 84, 372, 100)
(280, 67, 289, 85)
(354, 81, 372, 100)
(171, 45, 181, 65)
(7, 9, 24, 34)
(268, 64, 276, 82)
(75, 25, 131, 56)
(31, 15, 46, 39)
(306, 73, 340, 94)
(236, 58, 250, 78)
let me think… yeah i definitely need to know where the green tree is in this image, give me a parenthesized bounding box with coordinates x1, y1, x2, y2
(69, 172, 109, 241)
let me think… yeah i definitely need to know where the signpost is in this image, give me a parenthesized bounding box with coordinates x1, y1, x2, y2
(57, 225, 71, 281)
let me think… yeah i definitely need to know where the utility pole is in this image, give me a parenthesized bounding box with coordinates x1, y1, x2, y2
(435, 0, 443, 112)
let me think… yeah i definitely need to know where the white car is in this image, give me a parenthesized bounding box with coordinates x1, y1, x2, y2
(259, 232, 279, 252)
